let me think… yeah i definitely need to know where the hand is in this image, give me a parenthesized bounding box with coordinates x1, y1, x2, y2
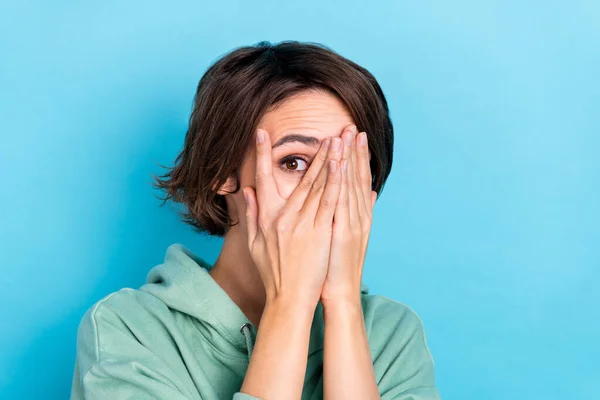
(321, 125, 377, 305)
(243, 128, 344, 307)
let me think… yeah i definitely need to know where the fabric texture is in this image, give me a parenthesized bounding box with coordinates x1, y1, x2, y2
(70, 243, 440, 399)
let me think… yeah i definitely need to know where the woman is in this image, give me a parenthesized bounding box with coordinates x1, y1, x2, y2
(70, 41, 440, 400)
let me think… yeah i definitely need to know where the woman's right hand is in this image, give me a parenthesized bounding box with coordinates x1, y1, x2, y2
(242, 128, 344, 307)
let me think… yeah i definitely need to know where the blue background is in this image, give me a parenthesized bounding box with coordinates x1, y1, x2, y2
(1, 1, 598, 398)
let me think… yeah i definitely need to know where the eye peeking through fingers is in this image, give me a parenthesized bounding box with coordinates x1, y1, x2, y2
(278, 155, 310, 174)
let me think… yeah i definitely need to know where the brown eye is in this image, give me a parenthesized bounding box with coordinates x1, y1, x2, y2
(279, 156, 309, 174)
(286, 159, 298, 170)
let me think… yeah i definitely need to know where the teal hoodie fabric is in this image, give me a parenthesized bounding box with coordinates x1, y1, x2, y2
(70, 243, 440, 399)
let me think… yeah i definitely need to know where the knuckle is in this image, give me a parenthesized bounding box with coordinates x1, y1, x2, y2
(319, 196, 334, 209)
(298, 176, 313, 190)
(311, 179, 325, 193)
(275, 217, 288, 234)
(339, 195, 350, 207)
(255, 172, 269, 185)
(327, 174, 339, 185)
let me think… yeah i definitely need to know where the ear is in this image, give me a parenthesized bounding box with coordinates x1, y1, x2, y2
(214, 175, 238, 196)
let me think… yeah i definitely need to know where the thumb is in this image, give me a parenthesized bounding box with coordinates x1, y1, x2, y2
(243, 186, 258, 246)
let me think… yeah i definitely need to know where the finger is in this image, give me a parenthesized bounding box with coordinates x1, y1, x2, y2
(350, 130, 369, 220)
(314, 159, 342, 227)
(254, 128, 279, 211)
(243, 186, 258, 246)
(350, 130, 371, 222)
(283, 137, 331, 212)
(342, 127, 359, 221)
(302, 137, 343, 218)
(355, 131, 372, 216)
(335, 157, 351, 226)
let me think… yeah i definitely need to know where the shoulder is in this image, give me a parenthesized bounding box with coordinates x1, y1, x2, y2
(362, 294, 429, 335)
(361, 294, 439, 397)
(71, 288, 198, 398)
(361, 293, 435, 366)
(74, 288, 170, 372)
(362, 294, 424, 320)
(78, 288, 168, 334)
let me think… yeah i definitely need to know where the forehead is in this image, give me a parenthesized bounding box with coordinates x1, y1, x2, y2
(258, 90, 354, 144)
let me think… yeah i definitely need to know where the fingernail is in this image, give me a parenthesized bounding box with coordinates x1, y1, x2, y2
(331, 137, 341, 151)
(256, 129, 265, 144)
(342, 159, 348, 171)
(348, 125, 358, 134)
(359, 132, 367, 146)
(242, 189, 248, 205)
(323, 137, 331, 149)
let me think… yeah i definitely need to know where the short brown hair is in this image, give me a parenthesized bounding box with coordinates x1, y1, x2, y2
(153, 40, 394, 237)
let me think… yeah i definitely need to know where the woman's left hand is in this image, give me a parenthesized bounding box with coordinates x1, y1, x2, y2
(321, 124, 377, 305)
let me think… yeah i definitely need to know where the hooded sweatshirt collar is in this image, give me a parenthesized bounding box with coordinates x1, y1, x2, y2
(140, 243, 369, 358)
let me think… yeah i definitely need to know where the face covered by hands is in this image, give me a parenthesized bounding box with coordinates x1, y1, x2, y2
(225, 89, 377, 307)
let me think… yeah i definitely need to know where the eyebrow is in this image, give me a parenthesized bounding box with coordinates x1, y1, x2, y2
(271, 133, 321, 150)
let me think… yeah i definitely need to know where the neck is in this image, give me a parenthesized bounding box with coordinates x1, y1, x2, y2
(209, 224, 266, 327)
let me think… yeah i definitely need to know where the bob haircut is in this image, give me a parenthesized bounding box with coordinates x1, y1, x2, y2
(153, 40, 394, 237)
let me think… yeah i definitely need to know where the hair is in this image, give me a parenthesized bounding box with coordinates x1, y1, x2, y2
(153, 40, 394, 237)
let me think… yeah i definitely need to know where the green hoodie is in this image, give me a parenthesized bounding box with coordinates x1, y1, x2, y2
(70, 243, 440, 399)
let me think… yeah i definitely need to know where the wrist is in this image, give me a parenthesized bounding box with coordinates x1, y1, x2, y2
(264, 294, 318, 321)
(321, 294, 363, 315)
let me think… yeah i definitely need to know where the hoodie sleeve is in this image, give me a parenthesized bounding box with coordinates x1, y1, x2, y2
(368, 298, 441, 400)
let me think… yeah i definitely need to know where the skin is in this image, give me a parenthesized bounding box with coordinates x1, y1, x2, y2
(209, 89, 379, 399)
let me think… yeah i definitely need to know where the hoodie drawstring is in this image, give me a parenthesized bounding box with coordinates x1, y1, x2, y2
(239, 323, 254, 362)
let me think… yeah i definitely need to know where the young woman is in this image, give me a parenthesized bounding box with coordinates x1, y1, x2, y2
(70, 41, 440, 400)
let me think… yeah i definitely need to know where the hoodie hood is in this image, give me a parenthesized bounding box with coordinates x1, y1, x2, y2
(139, 243, 369, 360)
